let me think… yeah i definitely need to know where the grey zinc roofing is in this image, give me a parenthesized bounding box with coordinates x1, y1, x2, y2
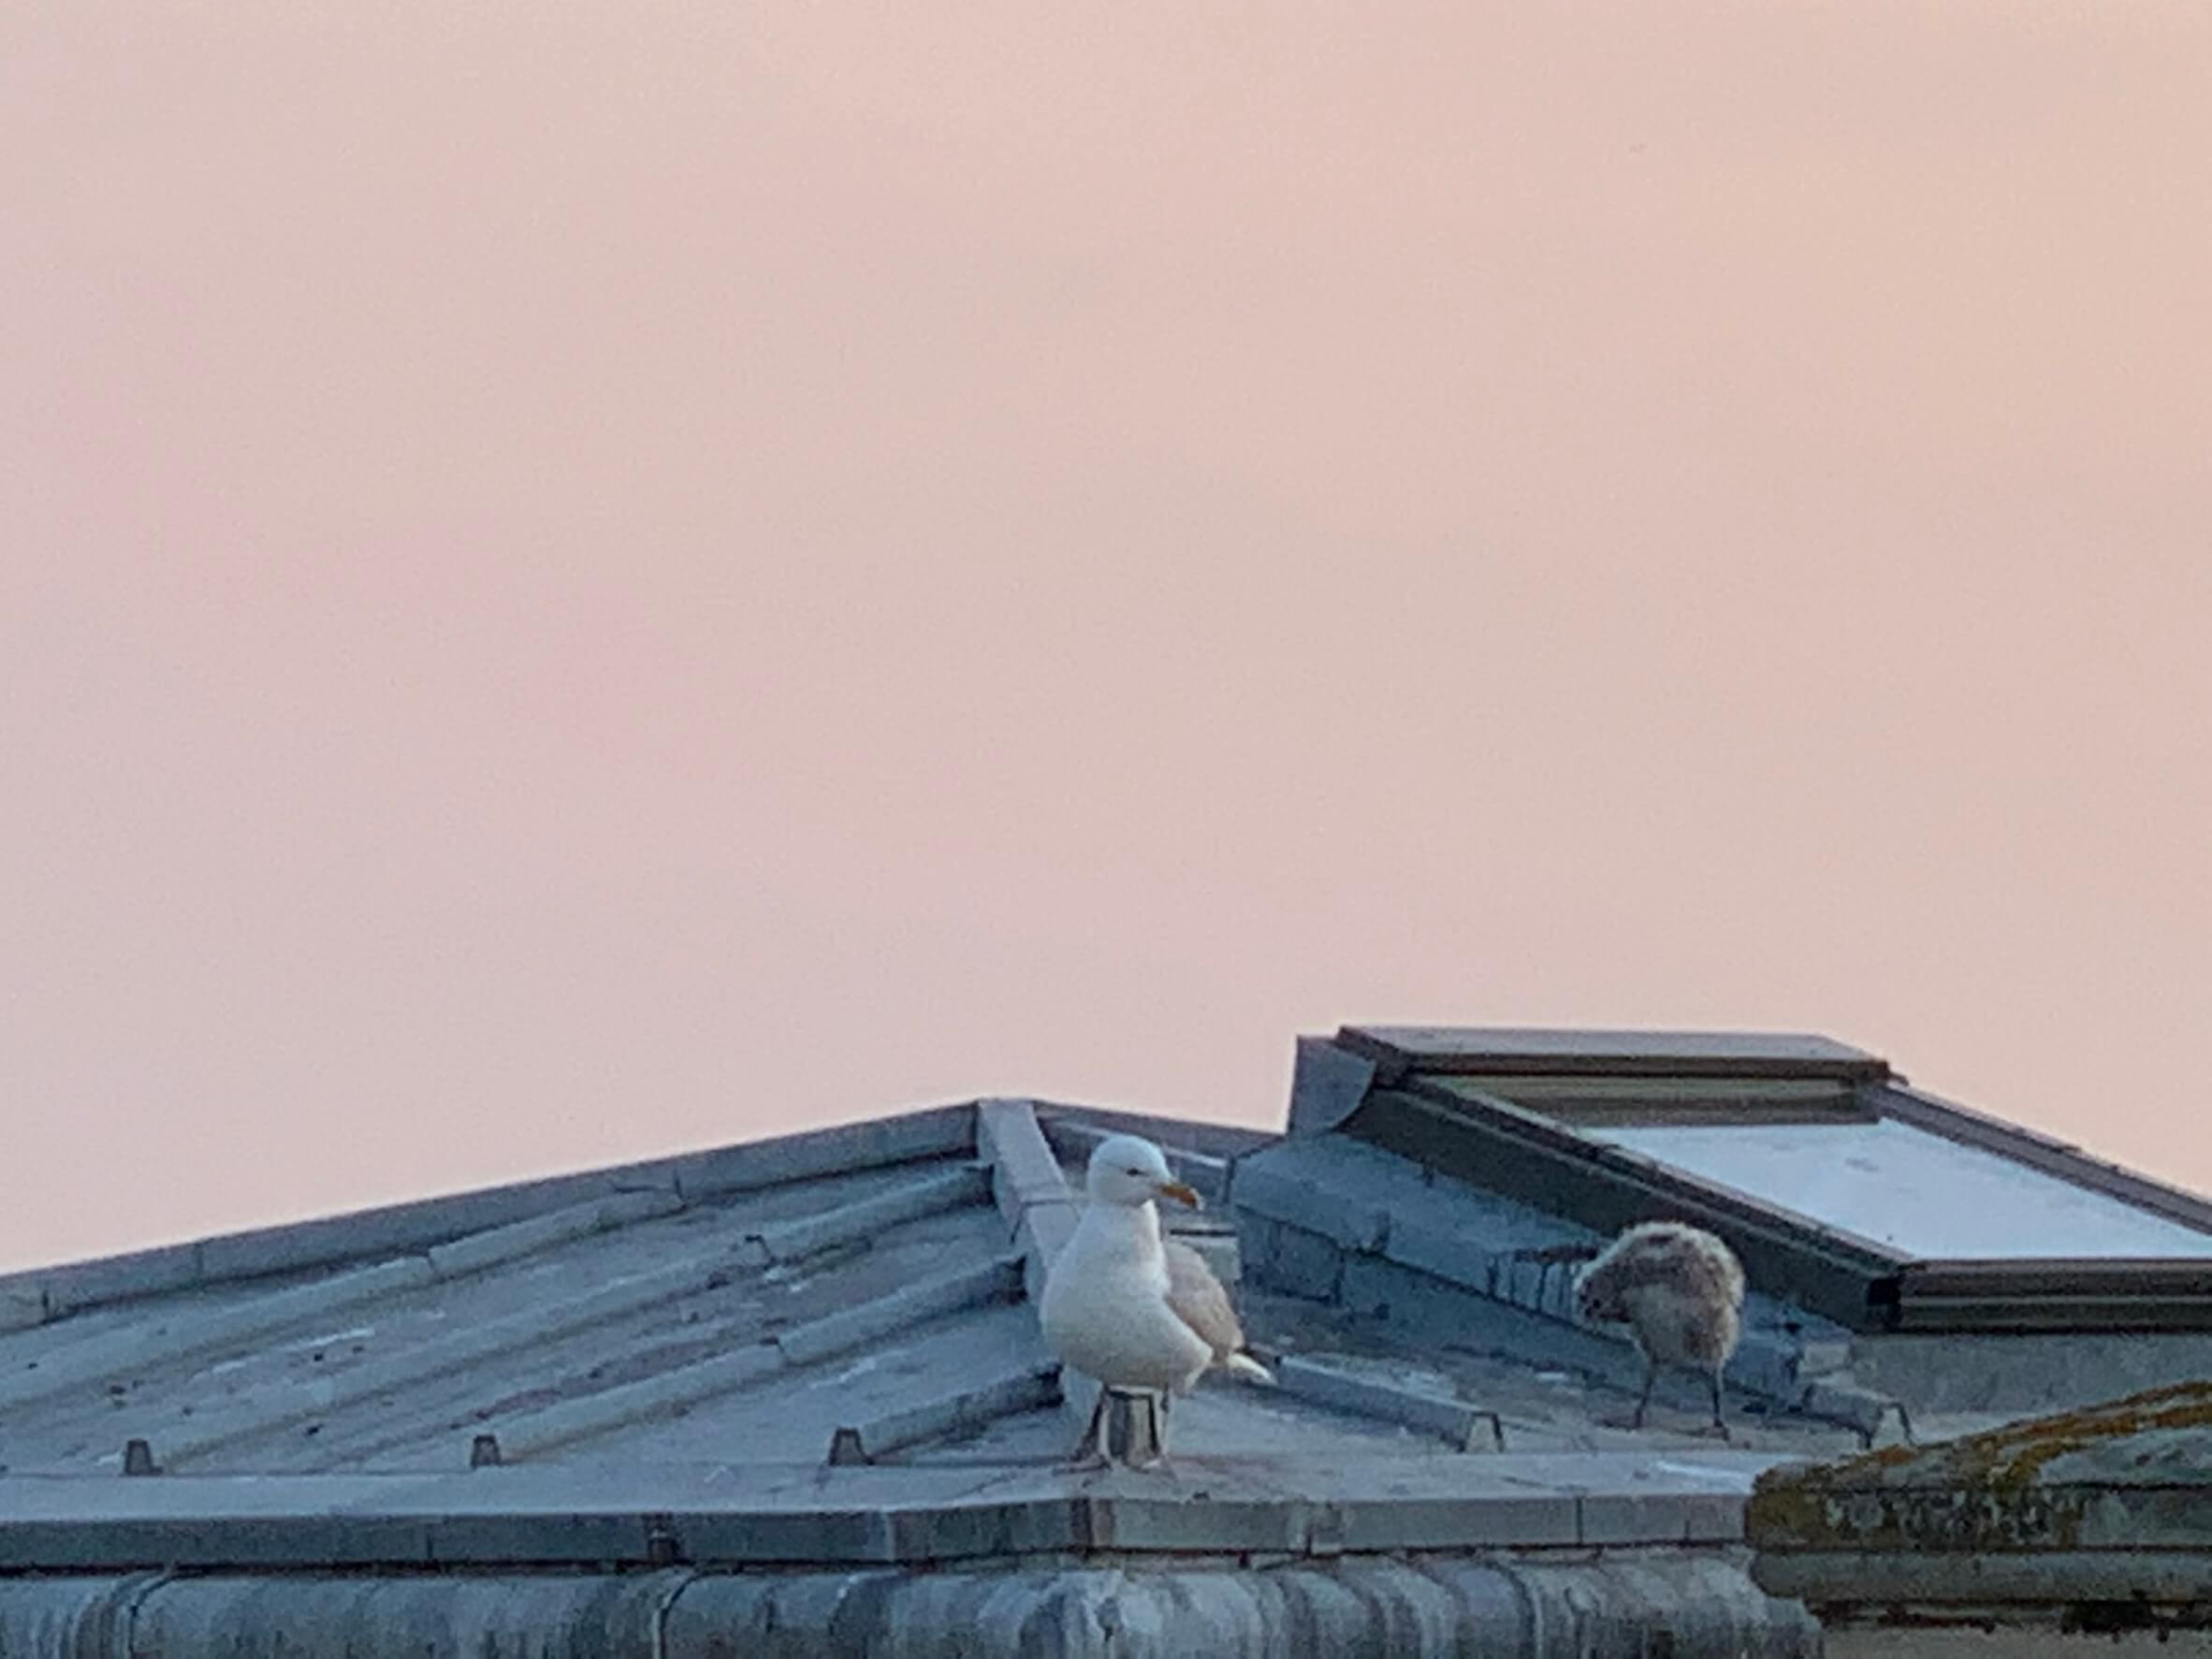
(0, 1095, 1868, 1504)
(0, 1095, 1830, 1652)
(2, 1032, 2167, 1657)
(1338, 1025, 1888, 1081)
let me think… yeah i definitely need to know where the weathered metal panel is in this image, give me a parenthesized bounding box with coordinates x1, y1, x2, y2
(1286, 1036, 1378, 1138)
(1338, 1024, 1888, 1083)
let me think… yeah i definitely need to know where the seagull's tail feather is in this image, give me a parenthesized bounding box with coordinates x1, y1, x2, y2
(1223, 1352, 1276, 1386)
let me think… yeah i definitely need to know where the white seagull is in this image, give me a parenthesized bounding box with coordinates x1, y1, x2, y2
(1039, 1132, 1273, 1467)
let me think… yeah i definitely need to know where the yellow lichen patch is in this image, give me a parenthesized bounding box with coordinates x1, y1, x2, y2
(1750, 1380, 2212, 1550)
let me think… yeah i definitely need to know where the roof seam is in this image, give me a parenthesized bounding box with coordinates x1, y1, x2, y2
(0, 1102, 982, 1324)
(0, 1191, 686, 1421)
(476, 1254, 1024, 1464)
(974, 1099, 1094, 1439)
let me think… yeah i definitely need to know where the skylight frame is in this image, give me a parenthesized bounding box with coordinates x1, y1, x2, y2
(1321, 1026, 2212, 1334)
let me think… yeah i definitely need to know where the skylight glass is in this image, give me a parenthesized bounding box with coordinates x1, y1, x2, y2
(1583, 1118, 2212, 1260)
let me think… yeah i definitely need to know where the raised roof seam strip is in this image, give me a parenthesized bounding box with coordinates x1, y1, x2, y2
(148, 1230, 777, 1471)
(744, 1164, 992, 1264)
(0, 1103, 982, 1326)
(828, 1361, 1061, 1463)
(475, 1256, 1022, 1463)
(0, 1191, 688, 1419)
(973, 1099, 1099, 1433)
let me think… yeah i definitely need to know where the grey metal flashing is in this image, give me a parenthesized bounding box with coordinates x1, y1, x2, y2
(1025, 1101, 1276, 1161)
(422, 1189, 684, 1279)
(1273, 1357, 1506, 1451)
(479, 1342, 788, 1464)
(0, 1190, 683, 1419)
(744, 1164, 990, 1264)
(1476, 1074, 1873, 1126)
(662, 1102, 980, 1201)
(1228, 1148, 1392, 1253)
(0, 1451, 1800, 1570)
(0, 1554, 1819, 1657)
(2, 1245, 205, 1329)
(1287, 1033, 1379, 1138)
(972, 1099, 1098, 1439)
(474, 1256, 1022, 1463)
(772, 1255, 1024, 1368)
(0, 1259, 432, 1418)
(826, 1363, 1063, 1465)
(0, 1103, 979, 1325)
(978, 1099, 1073, 1224)
(1337, 1025, 1889, 1083)
(147, 1230, 775, 1471)
(1892, 1257, 2212, 1332)
(1014, 1203, 1079, 1305)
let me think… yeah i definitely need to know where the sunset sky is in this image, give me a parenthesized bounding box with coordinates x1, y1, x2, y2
(5, 4, 2209, 1270)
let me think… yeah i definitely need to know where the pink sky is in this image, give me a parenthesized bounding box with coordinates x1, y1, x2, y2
(5, 5, 2210, 1271)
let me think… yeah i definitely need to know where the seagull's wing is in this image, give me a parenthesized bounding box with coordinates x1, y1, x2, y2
(1163, 1239, 1244, 1361)
(1163, 1240, 1275, 1386)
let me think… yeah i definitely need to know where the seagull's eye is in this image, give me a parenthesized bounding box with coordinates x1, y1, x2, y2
(1127, 1167, 1143, 1176)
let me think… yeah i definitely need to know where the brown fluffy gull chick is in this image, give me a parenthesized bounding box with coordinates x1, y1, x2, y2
(1039, 1133, 1273, 1468)
(1573, 1221, 1745, 1435)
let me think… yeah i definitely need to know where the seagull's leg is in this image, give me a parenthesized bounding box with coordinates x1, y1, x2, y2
(1705, 1368, 1731, 1441)
(1629, 1355, 1658, 1430)
(1129, 1391, 1172, 1473)
(1058, 1387, 1111, 1472)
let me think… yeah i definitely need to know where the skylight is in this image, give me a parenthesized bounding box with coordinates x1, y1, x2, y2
(1313, 1026, 2212, 1332)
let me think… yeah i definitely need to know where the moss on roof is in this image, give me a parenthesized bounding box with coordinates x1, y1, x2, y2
(1749, 1379, 2212, 1552)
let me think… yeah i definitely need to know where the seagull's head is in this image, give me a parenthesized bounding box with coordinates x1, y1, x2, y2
(1085, 1133, 1201, 1211)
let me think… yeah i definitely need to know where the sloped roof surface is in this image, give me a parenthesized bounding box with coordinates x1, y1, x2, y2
(3, 1028, 2203, 1585)
(6, 1028, 2206, 1655)
(1, 1109, 1034, 1477)
(0, 1095, 1879, 1492)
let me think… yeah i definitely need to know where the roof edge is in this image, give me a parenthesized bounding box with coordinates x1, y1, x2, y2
(0, 1101, 980, 1327)
(0, 1555, 1818, 1658)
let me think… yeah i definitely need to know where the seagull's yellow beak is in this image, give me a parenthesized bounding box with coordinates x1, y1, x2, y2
(1155, 1180, 1202, 1209)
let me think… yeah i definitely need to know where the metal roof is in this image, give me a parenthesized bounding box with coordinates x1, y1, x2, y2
(1, 1026, 2205, 1652)
(0, 1089, 1846, 1652)
(0, 1093, 1878, 1492)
